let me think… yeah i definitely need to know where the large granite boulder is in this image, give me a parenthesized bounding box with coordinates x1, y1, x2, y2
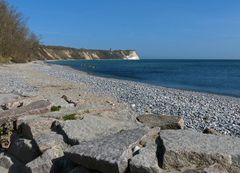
(160, 130, 240, 172)
(130, 144, 162, 173)
(34, 131, 67, 153)
(54, 115, 139, 145)
(25, 147, 64, 173)
(129, 127, 162, 173)
(137, 114, 184, 129)
(0, 100, 51, 126)
(65, 128, 149, 173)
(17, 115, 56, 140)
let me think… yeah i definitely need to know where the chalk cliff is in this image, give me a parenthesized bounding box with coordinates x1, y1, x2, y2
(35, 46, 140, 60)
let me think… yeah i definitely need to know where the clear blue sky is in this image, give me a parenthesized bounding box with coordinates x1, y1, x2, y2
(7, 0, 240, 59)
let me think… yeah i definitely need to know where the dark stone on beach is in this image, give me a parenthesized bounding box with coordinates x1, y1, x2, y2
(203, 128, 219, 135)
(65, 128, 149, 173)
(160, 130, 240, 172)
(137, 114, 184, 129)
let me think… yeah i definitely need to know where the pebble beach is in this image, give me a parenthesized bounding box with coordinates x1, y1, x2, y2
(27, 62, 240, 137)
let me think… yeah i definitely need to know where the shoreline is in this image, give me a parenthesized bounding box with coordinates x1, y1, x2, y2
(47, 59, 240, 98)
(0, 61, 240, 137)
(35, 62, 240, 137)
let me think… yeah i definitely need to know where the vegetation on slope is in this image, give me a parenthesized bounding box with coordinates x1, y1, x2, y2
(0, 0, 39, 63)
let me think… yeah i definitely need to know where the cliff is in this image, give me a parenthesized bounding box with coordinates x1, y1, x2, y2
(35, 45, 140, 60)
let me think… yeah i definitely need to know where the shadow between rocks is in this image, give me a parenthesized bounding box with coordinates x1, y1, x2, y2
(156, 136, 166, 168)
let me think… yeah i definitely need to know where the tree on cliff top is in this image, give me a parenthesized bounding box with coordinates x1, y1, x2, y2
(0, 0, 39, 63)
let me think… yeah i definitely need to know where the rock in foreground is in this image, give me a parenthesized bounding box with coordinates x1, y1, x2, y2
(137, 114, 184, 129)
(160, 130, 240, 172)
(65, 128, 149, 173)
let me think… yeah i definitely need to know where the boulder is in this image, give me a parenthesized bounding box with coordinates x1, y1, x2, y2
(34, 132, 67, 153)
(130, 144, 162, 173)
(17, 116, 56, 140)
(0, 100, 51, 126)
(160, 130, 240, 172)
(65, 128, 149, 173)
(0, 166, 8, 173)
(0, 153, 13, 169)
(7, 138, 40, 164)
(54, 115, 139, 145)
(25, 147, 64, 173)
(137, 114, 184, 129)
(1, 96, 44, 110)
(0, 152, 25, 172)
(130, 127, 162, 173)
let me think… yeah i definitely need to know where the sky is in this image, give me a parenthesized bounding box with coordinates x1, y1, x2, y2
(7, 0, 240, 59)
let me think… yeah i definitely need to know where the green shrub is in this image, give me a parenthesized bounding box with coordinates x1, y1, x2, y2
(51, 105, 61, 112)
(63, 114, 77, 121)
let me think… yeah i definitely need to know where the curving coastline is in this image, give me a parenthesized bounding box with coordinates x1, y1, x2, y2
(32, 62, 240, 137)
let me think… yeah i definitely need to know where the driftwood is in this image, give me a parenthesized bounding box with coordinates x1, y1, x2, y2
(0, 100, 51, 127)
(61, 95, 77, 107)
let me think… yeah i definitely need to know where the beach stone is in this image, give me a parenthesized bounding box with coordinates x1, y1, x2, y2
(68, 166, 91, 173)
(130, 127, 162, 173)
(0, 93, 20, 107)
(0, 100, 51, 126)
(54, 115, 139, 145)
(0, 166, 8, 173)
(7, 138, 40, 164)
(160, 130, 240, 172)
(0, 152, 25, 172)
(1, 95, 44, 110)
(34, 131, 67, 153)
(0, 153, 13, 169)
(130, 144, 162, 173)
(203, 128, 219, 135)
(137, 114, 184, 129)
(17, 115, 56, 140)
(25, 147, 64, 173)
(65, 128, 149, 173)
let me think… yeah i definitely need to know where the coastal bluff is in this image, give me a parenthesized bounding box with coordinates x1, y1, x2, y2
(35, 45, 140, 60)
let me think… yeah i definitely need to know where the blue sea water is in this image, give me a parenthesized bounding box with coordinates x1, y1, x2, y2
(48, 59, 240, 97)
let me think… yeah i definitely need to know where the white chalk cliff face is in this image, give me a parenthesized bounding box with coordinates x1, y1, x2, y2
(35, 46, 140, 60)
(124, 51, 140, 60)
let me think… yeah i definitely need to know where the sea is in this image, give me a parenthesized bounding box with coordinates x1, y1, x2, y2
(48, 59, 240, 98)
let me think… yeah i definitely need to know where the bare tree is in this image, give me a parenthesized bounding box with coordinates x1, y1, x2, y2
(0, 0, 39, 63)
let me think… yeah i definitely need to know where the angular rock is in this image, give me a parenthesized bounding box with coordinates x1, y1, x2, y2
(130, 144, 162, 173)
(0, 166, 8, 173)
(54, 115, 139, 145)
(17, 116, 56, 140)
(65, 128, 149, 173)
(1, 96, 44, 110)
(130, 127, 162, 173)
(0, 152, 25, 172)
(7, 138, 40, 164)
(34, 132, 67, 153)
(160, 130, 240, 172)
(0, 153, 13, 169)
(0, 100, 51, 126)
(25, 147, 64, 173)
(137, 114, 184, 129)
(0, 93, 20, 108)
